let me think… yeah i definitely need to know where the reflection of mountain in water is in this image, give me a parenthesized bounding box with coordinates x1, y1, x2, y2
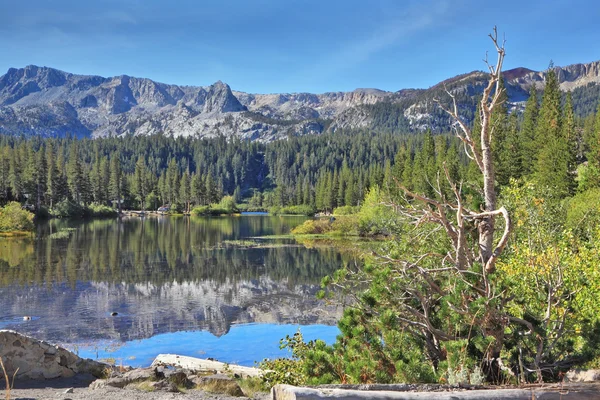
(0, 216, 348, 343)
(0, 278, 341, 342)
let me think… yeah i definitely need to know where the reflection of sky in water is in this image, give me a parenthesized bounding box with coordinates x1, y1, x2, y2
(0, 216, 348, 364)
(69, 323, 339, 367)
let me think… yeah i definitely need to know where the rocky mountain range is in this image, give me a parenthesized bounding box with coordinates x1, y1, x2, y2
(1, 61, 600, 140)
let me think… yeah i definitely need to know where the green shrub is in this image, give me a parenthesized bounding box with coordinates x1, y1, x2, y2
(270, 204, 316, 216)
(333, 206, 360, 216)
(331, 215, 358, 235)
(291, 219, 332, 235)
(191, 205, 209, 215)
(88, 203, 118, 218)
(566, 188, 600, 240)
(35, 206, 51, 219)
(0, 202, 35, 232)
(357, 186, 401, 236)
(51, 200, 90, 218)
(291, 216, 358, 236)
(218, 196, 238, 213)
(191, 203, 237, 216)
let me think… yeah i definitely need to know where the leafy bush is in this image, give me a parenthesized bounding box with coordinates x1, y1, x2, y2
(191, 199, 238, 216)
(49, 201, 117, 219)
(0, 202, 35, 232)
(291, 219, 332, 235)
(291, 216, 358, 236)
(259, 330, 336, 387)
(35, 206, 51, 219)
(333, 205, 360, 216)
(219, 196, 238, 214)
(270, 204, 316, 216)
(51, 200, 90, 218)
(357, 186, 402, 236)
(566, 188, 600, 240)
(191, 205, 210, 215)
(88, 203, 118, 218)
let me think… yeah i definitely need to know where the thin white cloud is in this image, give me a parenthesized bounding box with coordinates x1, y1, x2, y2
(295, 0, 452, 89)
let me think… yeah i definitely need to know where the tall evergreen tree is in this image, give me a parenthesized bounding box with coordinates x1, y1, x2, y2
(585, 101, 600, 187)
(0, 147, 10, 203)
(109, 154, 124, 213)
(67, 141, 85, 204)
(34, 146, 47, 209)
(133, 156, 150, 210)
(179, 170, 191, 213)
(534, 65, 570, 196)
(562, 91, 577, 193)
(519, 84, 539, 176)
(45, 142, 59, 208)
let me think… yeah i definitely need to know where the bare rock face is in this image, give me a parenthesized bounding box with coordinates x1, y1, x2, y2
(2, 59, 600, 140)
(566, 369, 600, 382)
(0, 330, 107, 380)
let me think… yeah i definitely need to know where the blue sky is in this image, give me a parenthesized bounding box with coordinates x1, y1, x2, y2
(1, 0, 599, 94)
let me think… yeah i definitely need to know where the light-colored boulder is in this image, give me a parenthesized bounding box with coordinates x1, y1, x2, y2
(271, 384, 600, 400)
(0, 330, 108, 380)
(151, 354, 262, 377)
(565, 369, 600, 382)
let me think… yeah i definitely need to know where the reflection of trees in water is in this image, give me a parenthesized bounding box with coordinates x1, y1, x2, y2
(0, 216, 347, 342)
(0, 216, 348, 287)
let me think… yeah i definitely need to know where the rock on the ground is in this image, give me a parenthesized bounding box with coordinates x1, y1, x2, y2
(89, 367, 165, 389)
(194, 374, 245, 397)
(566, 369, 600, 382)
(0, 330, 108, 380)
(272, 384, 600, 400)
(151, 354, 261, 378)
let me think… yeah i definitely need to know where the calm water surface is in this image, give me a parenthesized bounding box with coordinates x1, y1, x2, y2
(0, 215, 346, 366)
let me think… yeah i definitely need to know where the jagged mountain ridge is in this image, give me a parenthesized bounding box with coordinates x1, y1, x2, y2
(1, 60, 600, 140)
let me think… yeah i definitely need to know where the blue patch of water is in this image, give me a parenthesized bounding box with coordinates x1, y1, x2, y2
(72, 323, 339, 368)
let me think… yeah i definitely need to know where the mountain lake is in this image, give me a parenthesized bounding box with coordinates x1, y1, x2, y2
(0, 214, 345, 367)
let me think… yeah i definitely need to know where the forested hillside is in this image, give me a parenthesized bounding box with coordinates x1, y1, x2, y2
(1, 64, 599, 217)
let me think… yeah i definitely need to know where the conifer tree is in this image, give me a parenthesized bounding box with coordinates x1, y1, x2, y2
(90, 142, 102, 203)
(0, 147, 10, 202)
(109, 154, 124, 213)
(67, 141, 85, 204)
(302, 176, 312, 206)
(586, 102, 600, 187)
(34, 147, 47, 209)
(179, 170, 191, 213)
(534, 65, 570, 196)
(414, 131, 436, 198)
(100, 157, 110, 205)
(190, 173, 205, 206)
(519, 84, 539, 176)
(561, 92, 577, 193)
(55, 145, 69, 203)
(166, 159, 179, 205)
(501, 112, 522, 182)
(133, 156, 150, 210)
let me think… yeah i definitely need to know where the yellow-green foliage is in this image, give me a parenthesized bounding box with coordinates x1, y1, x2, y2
(237, 377, 268, 397)
(332, 205, 359, 216)
(357, 186, 401, 236)
(0, 202, 34, 233)
(197, 379, 244, 397)
(566, 188, 600, 239)
(498, 182, 600, 376)
(291, 219, 332, 235)
(291, 216, 358, 236)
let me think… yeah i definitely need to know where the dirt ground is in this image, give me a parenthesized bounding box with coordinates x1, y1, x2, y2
(2, 375, 269, 400)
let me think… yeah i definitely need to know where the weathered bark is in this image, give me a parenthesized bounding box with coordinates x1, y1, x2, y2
(387, 27, 513, 383)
